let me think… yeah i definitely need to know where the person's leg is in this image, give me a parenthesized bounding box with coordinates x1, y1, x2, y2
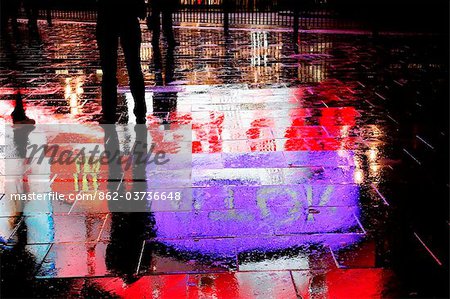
(11, 0, 19, 33)
(120, 19, 146, 123)
(151, 5, 161, 45)
(11, 92, 35, 124)
(0, 0, 10, 37)
(11, 92, 25, 120)
(25, 1, 39, 33)
(153, 44, 164, 86)
(161, 9, 176, 47)
(97, 21, 119, 122)
(165, 46, 175, 84)
(46, 0, 52, 26)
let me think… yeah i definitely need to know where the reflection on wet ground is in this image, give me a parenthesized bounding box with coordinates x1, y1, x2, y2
(0, 22, 449, 298)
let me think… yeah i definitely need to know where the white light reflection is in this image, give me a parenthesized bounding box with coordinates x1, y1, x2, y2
(354, 169, 364, 184)
(251, 31, 269, 67)
(64, 76, 85, 115)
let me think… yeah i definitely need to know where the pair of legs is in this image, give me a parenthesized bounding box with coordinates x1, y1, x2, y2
(23, 0, 39, 32)
(97, 18, 146, 123)
(149, 5, 175, 46)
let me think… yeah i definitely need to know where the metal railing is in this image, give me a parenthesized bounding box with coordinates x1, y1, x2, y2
(22, 0, 449, 32)
(30, 1, 361, 29)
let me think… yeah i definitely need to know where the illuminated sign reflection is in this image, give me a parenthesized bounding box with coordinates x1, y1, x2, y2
(155, 151, 362, 255)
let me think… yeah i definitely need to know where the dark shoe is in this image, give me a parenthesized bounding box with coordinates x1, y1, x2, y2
(12, 115, 36, 125)
(98, 117, 116, 124)
(134, 106, 147, 125)
(136, 117, 146, 124)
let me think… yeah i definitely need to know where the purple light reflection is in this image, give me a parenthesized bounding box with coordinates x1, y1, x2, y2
(154, 150, 362, 256)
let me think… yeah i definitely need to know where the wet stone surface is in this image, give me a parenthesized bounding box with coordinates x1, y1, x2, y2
(0, 21, 449, 298)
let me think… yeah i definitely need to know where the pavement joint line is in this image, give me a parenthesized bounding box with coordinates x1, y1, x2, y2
(97, 213, 109, 242)
(329, 246, 341, 268)
(136, 240, 146, 275)
(8, 217, 24, 240)
(416, 135, 435, 150)
(34, 243, 53, 276)
(117, 173, 125, 191)
(321, 126, 330, 137)
(386, 114, 399, 124)
(365, 100, 375, 107)
(49, 174, 57, 184)
(375, 92, 386, 100)
(353, 213, 366, 235)
(289, 271, 300, 296)
(402, 148, 422, 165)
(67, 194, 79, 215)
(370, 183, 390, 206)
(393, 80, 404, 86)
(413, 232, 443, 266)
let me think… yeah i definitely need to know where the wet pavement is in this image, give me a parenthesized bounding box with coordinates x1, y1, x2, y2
(0, 21, 449, 298)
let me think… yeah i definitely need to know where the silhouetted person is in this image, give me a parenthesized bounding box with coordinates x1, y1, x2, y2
(0, 123, 37, 298)
(103, 125, 155, 283)
(23, 0, 52, 30)
(0, 0, 19, 37)
(97, 0, 147, 124)
(23, 0, 39, 33)
(148, 0, 177, 47)
(152, 45, 177, 124)
(1, 34, 36, 124)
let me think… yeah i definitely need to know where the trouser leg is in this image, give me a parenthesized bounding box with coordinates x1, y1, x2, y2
(12, 92, 26, 120)
(97, 25, 119, 121)
(121, 20, 146, 120)
(0, 1, 9, 36)
(25, 2, 38, 32)
(11, 0, 19, 31)
(161, 10, 175, 45)
(46, 0, 52, 26)
(165, 47, 175, 83)
(153, 44, 164, 86)
(151, 6, 161, 44)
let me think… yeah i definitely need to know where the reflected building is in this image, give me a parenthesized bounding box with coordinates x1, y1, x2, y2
(296, 35, 332, 83)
